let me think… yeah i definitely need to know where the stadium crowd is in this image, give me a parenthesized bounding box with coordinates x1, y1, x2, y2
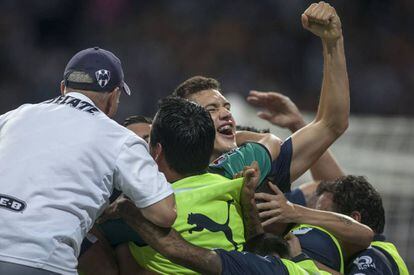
(0, 1, 410, 275)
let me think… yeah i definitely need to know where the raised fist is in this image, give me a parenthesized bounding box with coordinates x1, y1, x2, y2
(302, 1, 342, 41)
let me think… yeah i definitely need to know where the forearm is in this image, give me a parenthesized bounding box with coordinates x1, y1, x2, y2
(288, 120, 344, 182)
(309, 150, 344, 181)
(120, 204, 221, 275)
(315, 36, 349, 135)
(292, 204, 373, 248)
(241, 189, 264, 242)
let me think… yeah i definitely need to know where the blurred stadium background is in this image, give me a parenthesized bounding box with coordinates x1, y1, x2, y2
(0, 0, 412, 271)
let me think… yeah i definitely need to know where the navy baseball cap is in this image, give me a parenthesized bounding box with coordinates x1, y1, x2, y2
(63, 47, 131, 95)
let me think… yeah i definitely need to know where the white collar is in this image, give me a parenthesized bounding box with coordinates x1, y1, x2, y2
(64, 92, 96, 106)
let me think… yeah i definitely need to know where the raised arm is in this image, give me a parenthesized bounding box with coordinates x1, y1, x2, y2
(247, 90, 344, 182)
(287, 2, 349, 182)
(248, 2, 349, 184)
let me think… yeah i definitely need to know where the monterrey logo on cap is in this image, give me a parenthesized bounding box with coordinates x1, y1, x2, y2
(95, 69, 111, 88)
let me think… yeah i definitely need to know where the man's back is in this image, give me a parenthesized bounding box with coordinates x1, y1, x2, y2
(130, 172, 245, 274)
(0, 92, 165, 274)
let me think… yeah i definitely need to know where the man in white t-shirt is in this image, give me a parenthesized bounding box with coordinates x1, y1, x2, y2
(0, 47, 176, 275)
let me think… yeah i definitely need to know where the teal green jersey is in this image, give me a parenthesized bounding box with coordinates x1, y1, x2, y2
(208, 142, 272, 187)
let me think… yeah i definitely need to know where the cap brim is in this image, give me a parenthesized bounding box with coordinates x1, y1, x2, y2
(122, 82, 131, 96)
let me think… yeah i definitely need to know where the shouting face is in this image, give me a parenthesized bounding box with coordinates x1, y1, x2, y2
(188, 89, 237, 160)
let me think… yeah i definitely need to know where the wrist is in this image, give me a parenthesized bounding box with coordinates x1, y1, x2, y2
(322, 35, 344, 49)
(290, 203, 304, 223)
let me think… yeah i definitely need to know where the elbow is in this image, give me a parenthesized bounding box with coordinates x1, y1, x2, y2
(157, 206, 177, 228)
(164, 208, 177, 227)
(362, 228, 375, 248)
(327, 119, 349, 137)
(355, 227, 374, 250)
(142, 195, 177, 228)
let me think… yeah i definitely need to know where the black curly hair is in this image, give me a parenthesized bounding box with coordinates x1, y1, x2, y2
(316, 175, 385, 234)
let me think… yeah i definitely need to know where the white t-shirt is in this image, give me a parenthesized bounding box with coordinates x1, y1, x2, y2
(0, 92, 173, 274)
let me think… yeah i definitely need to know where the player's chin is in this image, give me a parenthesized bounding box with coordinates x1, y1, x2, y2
(215, 138, 237, 154)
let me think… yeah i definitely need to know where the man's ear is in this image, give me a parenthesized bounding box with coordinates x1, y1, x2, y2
(106, 88, 121, 117)
(350, 211, 362, 222)
(60, 81, 65, 95)
(152, 143, 163, 161)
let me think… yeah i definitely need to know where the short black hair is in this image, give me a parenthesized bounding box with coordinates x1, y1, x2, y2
(150, 96, 215, 176)
(316, 175, 385, 234)
(173, 76, 221, 99)
(123, 115, 153, 127)
(248, 234, 290, 258)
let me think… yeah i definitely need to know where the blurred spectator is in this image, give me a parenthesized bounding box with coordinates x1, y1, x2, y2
(0, 0, 413, 121)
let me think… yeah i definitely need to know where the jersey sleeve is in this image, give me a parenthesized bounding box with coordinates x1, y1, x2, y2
(0, 107, 20, 128)
(267, 137, 292, 193)
(114, 135, 173, 208)
(208, 142, 271, 185)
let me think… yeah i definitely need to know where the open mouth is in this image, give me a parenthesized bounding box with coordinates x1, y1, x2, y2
(217, 124, 235, 137)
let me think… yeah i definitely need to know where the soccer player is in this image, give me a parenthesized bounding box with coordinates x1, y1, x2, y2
(102, 97, 334, 274)
(174, 1, 350, 195)
(123, 115, 152, 143)
(255, 181, 374, 273)
(124, 96, 247, 273)
(115, 162, 338, 275)
(316, 176, 409, 274)
(0, 47, 176, 275)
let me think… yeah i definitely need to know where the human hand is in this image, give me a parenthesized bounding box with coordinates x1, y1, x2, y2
(96, 195, 138, 224)
(96, 199, 123, 224)
(301, 1, 342, 42)
(285, 233, 302, 258)
(255, 182, 299, 226)
(246, 91, 305, 132)
(242, 161, 260, 192)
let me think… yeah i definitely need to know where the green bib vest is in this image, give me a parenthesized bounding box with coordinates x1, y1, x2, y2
(371, 241, 409, 275)
(292, 224, 344, 274)
(282, 258, 330, 274)
(130, 173, 245, 274)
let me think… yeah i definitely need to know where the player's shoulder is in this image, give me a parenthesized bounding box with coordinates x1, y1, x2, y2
(348, 247, 393, 274)
(210, 142, 269, 167)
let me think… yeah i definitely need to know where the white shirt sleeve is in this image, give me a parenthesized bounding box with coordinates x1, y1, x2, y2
(114, 135, 173, 208)
(0, 108, 18, 129)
